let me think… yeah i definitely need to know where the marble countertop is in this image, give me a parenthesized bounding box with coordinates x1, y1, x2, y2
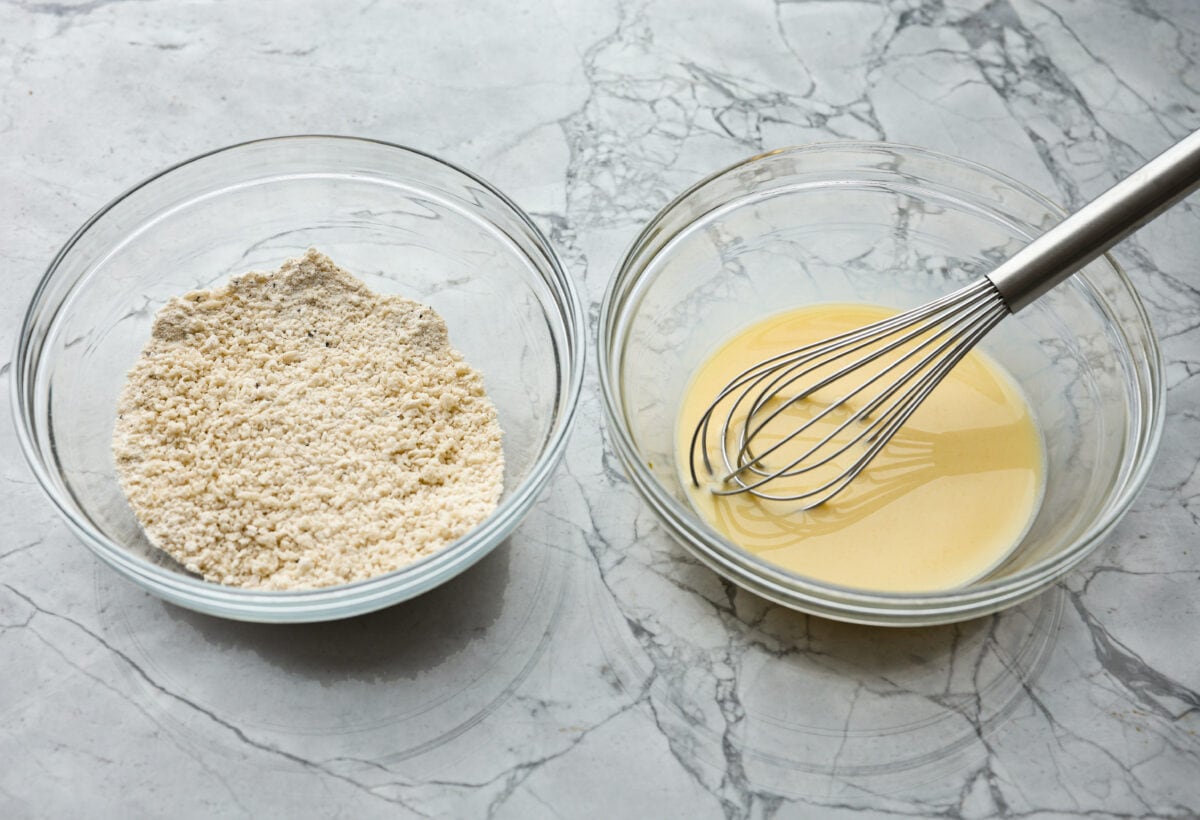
(2, 0, 1198, 816)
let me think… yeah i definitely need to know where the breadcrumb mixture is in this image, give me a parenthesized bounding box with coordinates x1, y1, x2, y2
(112, 249, 504, 590)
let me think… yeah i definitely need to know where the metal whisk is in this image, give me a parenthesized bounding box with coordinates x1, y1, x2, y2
(690, 130, 1200, 509)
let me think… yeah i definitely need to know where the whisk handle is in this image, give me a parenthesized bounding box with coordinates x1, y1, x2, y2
(988, 129, 1200, 313)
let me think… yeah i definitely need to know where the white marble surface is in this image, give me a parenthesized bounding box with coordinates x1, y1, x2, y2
(2, 0, 1199, 816)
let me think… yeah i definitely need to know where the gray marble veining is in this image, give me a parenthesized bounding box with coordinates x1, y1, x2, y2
(2, 0, 1197, 816)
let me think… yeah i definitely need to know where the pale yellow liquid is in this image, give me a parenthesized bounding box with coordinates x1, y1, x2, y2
(678, 304, 1045, 593)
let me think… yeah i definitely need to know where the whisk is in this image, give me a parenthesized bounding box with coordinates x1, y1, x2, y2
(689, 131, 1200, 509)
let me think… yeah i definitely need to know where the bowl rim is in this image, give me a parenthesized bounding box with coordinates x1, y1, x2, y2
(597, 139, 1165, 625)
(11, 134, 587, 621)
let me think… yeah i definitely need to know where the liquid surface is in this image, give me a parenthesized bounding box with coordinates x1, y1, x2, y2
(678, 304, 1044, 593)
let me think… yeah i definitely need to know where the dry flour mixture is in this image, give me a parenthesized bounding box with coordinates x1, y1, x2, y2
(112, 249, 504, 589)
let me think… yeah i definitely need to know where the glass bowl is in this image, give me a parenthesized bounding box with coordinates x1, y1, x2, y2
(598, 142, 1163, 627)
(12, 135, 585, 623)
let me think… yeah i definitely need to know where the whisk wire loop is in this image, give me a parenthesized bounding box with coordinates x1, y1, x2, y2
(689, 279, 1010, 508)
(732, 282, 1004, 476)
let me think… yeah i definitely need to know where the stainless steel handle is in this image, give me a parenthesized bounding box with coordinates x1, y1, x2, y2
(988, 129, 1200, 312)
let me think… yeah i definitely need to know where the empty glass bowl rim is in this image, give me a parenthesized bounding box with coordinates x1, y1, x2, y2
(11, 134, 587, 617)
(598, 140, 1165, 620)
